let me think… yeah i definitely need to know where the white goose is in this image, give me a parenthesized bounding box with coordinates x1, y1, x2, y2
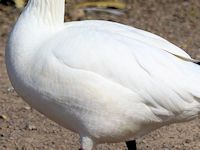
(5, 0, 200, 150)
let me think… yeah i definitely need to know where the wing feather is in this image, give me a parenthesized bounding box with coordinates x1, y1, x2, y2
(48, 20, 200, 122)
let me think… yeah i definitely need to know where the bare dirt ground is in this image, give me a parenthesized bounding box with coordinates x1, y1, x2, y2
(1, 0, 200, 149)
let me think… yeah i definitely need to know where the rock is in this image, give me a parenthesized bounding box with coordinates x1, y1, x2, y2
(23, 106, 31, 110)
(7, 86, 14, 93)
(0, 114, 9, 121)
(26, 124, 37, 130)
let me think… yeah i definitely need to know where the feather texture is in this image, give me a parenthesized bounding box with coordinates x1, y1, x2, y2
(5, 0, 200, 149)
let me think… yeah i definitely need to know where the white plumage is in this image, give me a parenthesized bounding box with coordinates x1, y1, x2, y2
(5, 0, 200, 149)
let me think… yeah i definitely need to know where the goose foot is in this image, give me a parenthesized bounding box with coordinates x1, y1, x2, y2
(126, 140, 137, 150)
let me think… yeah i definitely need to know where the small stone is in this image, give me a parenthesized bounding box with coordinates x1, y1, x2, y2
(185, 139, 191, 144)
(142, 140, 147, 144)
(26, 124, 37, 130)
(23, 106, 31, 110)
(7, 86, 14, 93)
(162, 143, 171, 149)
(0, 114, 9, 121)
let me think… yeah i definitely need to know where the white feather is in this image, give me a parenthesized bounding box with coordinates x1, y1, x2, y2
(5, 0, 200, 149)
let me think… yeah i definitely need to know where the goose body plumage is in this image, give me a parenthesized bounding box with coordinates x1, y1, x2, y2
(5, 0, 200, 149)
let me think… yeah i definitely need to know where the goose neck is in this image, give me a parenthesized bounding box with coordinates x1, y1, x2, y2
(25, 0, 65, 26)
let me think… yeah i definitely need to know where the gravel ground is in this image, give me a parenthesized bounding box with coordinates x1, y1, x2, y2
(0, 0, 200, 149)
